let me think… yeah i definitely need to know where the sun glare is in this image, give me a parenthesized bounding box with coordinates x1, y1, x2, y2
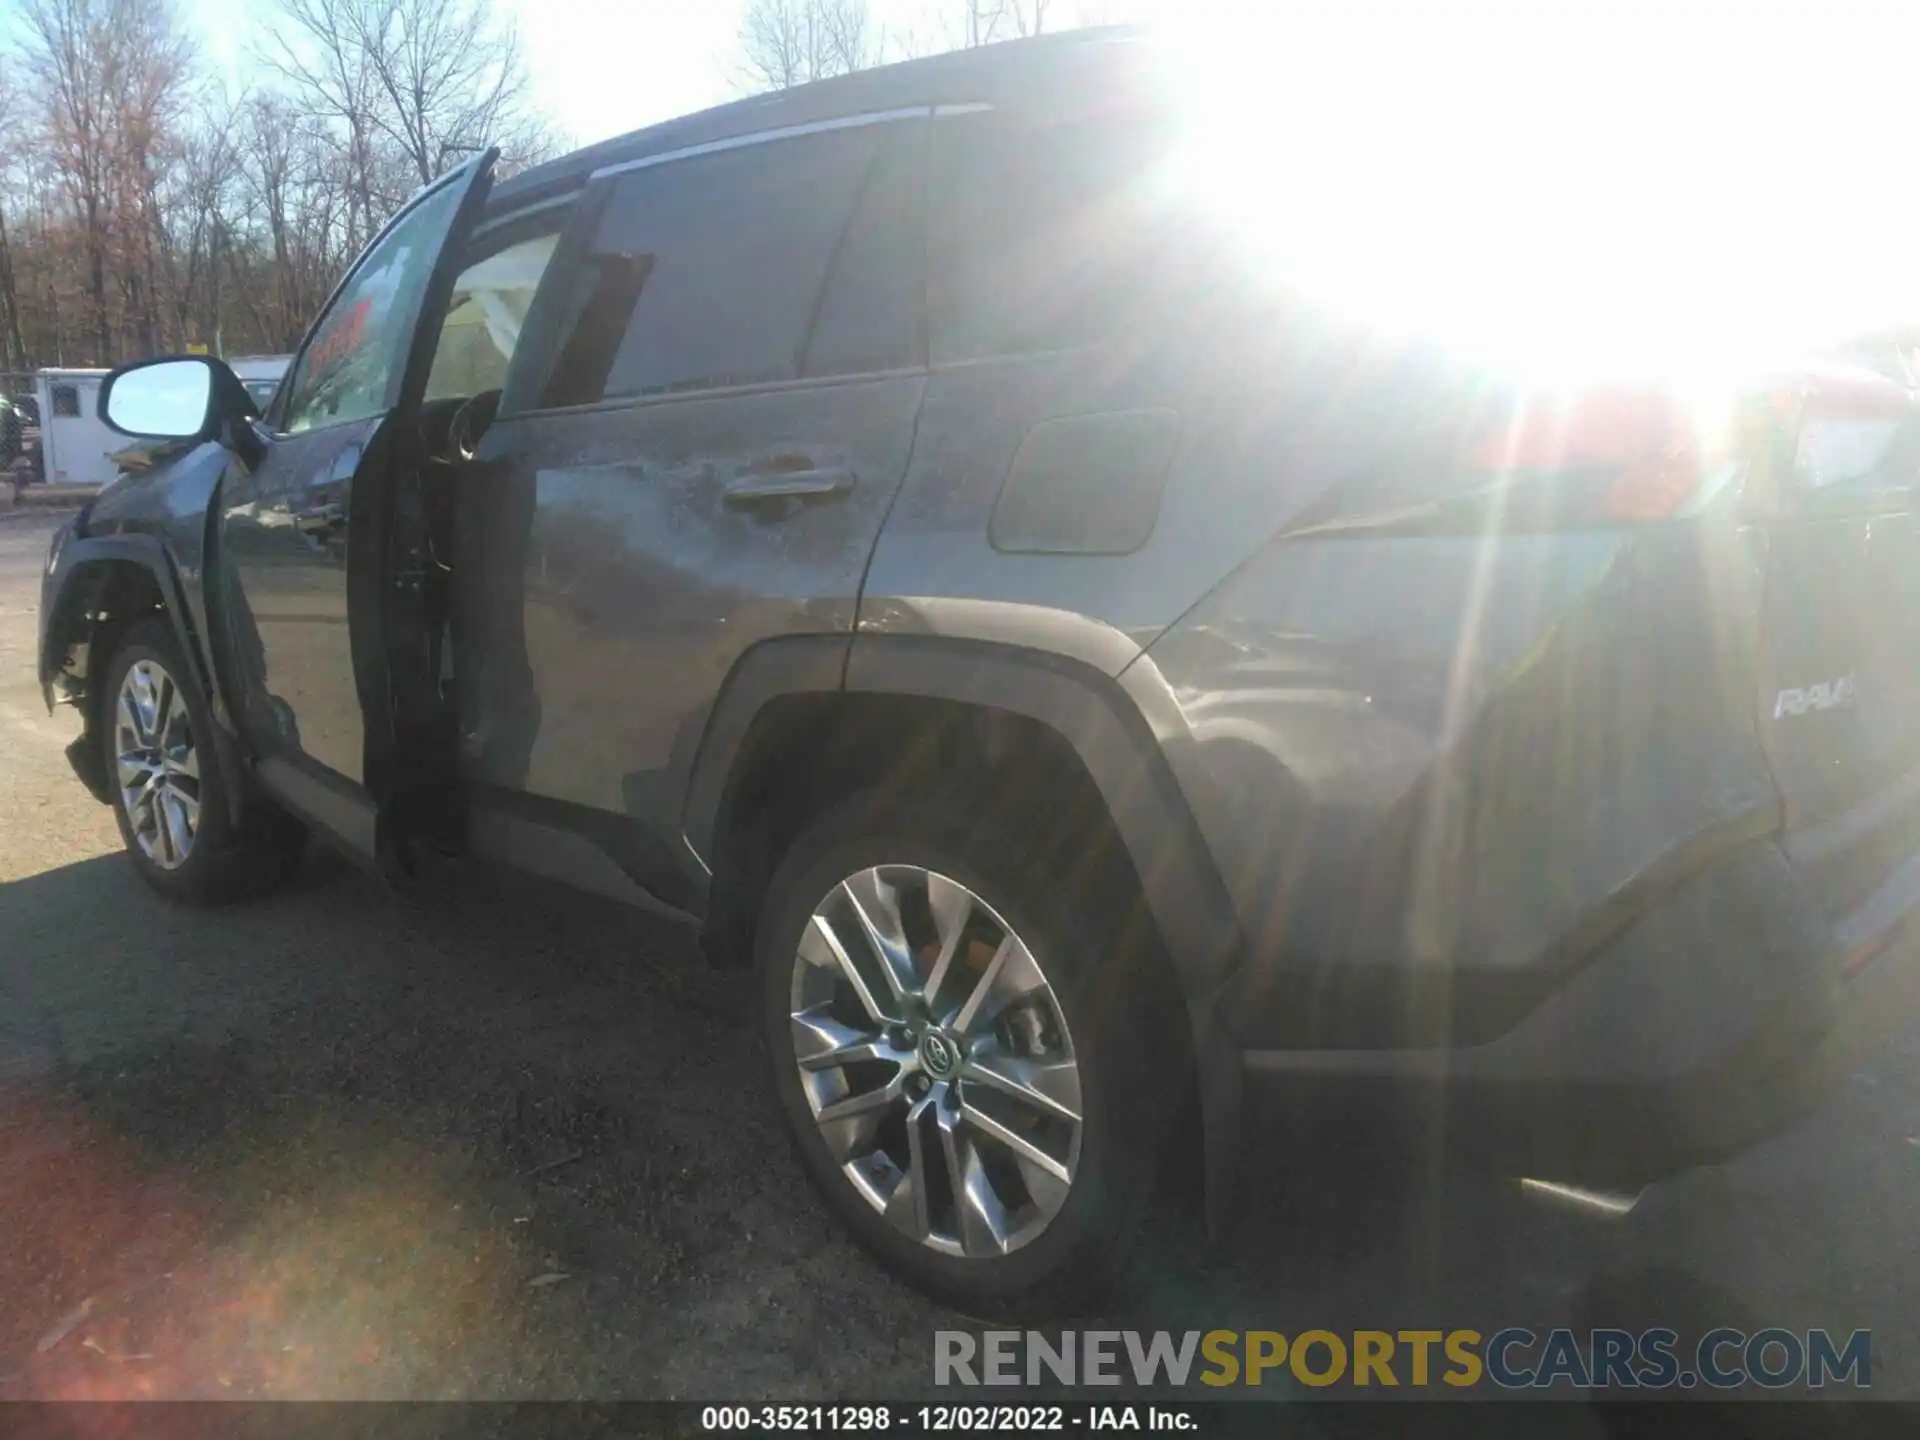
(1151, 5, 1920, 387)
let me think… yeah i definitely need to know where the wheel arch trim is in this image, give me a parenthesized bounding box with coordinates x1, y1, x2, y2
(41, 531, 250, 825)
(682, 633, 1245, 1000)
(43, 533, 207, 692)
(681, 632, 1248, 1234)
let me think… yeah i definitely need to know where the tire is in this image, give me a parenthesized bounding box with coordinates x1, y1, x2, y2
(756, 791, 1180, 1315)
(99, 617, 307, 903)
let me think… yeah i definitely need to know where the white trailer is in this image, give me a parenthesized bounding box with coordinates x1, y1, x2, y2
(227, 354, 293, 412)
(33, 368, 117, 486)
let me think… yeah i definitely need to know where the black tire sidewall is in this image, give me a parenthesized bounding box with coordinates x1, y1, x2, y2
(755, 795, 1167, 1314)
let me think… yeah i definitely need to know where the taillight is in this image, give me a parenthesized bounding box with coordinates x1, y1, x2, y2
(1768, 364, 1917, 493)
(1466, 385, 1729, 522)
(1603, 449, 1719, 520)
(1293, 357, 1913, 537)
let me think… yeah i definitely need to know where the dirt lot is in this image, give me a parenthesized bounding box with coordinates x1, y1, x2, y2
(3, 508, 1919, 1412)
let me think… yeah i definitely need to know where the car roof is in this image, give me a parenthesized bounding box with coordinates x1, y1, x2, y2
(487, 25, 1155, 217)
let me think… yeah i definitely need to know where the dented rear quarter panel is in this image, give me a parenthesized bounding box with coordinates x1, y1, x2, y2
(1142, 514, 1782, 1049)
(857, 337, 1444, 671)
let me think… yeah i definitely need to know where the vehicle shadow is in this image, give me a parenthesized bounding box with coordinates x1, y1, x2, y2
(1, 845, 1911, 1408)
(0, 845, 952, 1397)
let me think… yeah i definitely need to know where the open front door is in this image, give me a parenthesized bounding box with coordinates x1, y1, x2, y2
(216, 151, 496, 870)
(354, 151, 500, 873)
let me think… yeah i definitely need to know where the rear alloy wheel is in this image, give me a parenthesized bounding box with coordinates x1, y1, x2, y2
(758, 798, 1174, 1313)
(790, 865, 1083, 1258)
(101, 618, 307, 902)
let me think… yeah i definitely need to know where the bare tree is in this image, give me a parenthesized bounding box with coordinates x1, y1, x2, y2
(164, 93, 246, 352)
(239, 94, 297, 346)
(236, 92, 339, 349)
(783, 0, 1097, 75)
(20, 0, 121, 361)
(261, 0, 392, 245)
(16, 0, 195, 363)
(354, 0, 545, 185)
(0, 57, 31, 368)
(5, 0, 564, 367)
(737, 0, 881, 92)
(264, 0, 558, 241)
(113, 3, 194, 353)
(896, 0, 1059, 53)
(963, 0, 1003, 47)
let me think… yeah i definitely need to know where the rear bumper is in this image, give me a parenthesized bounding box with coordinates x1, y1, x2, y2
(1237, 834, 1920, 1184)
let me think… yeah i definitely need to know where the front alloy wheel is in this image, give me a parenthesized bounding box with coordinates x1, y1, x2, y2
(100, 618, 307, 903)
(114, 656, 201, 870)
(790, 866, 1083, 1258)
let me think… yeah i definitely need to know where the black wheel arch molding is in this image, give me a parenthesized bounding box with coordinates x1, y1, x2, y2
(680, 630, 1249, 1233)
(39, 527, 251, 829)
(682, 633, 1245, 994)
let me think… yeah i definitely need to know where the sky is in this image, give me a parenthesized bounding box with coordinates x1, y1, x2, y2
(21, 0, 1920, 377)
(512, 0, 744, 145)
(178, 0, 731, 145)
(182, 0, 1153, 152)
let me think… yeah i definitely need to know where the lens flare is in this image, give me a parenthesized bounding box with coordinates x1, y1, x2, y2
(1148, 5, 1920, 386)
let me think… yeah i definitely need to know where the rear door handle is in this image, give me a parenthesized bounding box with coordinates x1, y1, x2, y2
(723, 467, 855, 506)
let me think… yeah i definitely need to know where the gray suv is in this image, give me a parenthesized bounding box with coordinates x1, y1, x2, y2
(37, 29, 1920, 1311)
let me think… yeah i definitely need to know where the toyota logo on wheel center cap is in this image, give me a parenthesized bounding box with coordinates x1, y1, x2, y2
(919, 1031, 959, 1078)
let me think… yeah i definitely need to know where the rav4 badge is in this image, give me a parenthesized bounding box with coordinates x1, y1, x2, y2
(1774, 674, 1858, 719)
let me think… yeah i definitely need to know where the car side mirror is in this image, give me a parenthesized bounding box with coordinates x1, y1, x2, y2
(98, 356, 248, 441)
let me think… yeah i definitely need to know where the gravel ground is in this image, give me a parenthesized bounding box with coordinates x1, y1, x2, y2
(3, 508, 1918, 1417)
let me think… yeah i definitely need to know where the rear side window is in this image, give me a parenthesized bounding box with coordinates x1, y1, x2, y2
(929, 109, 1179, 363)
(51, 384, 80, 418)
(802, 122, 925, 378)
(541, 121, 914, 408)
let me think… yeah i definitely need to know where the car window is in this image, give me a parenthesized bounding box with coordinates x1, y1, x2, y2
(540, 124, 889, 408)
(280, 180, 466, 434)
(800, 121, 926, 378)
(425, 232, 563, 402)
(50, 384, 80, 418)
(929, 108, 1180, 364)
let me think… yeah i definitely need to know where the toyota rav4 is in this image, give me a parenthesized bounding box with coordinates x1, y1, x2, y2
(37, 29, 1920, 1312)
